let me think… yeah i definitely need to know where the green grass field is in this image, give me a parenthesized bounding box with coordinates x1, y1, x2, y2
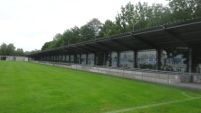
(0, 61, 201, 113)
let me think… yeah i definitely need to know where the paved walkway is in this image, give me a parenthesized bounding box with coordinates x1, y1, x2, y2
(172, 83, 201, 91)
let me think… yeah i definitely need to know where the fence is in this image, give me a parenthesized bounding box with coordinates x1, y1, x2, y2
(33, 61, 201, 85)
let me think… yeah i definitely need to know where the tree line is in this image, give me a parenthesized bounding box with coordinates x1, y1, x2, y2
(41, 0, 201, 51)
(0, 43, 25, 56)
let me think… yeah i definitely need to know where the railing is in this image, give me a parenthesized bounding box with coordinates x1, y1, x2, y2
(33, 61, 201, 85)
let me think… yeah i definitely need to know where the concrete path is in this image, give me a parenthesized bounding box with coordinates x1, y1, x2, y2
(172, 83, 201, 91)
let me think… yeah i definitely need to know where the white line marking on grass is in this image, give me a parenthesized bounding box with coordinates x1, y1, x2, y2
(181, 92, 201, 98)
(105, 97, 201, 113)
(189, 93, 201, 97)
(181, 92, 194, 98)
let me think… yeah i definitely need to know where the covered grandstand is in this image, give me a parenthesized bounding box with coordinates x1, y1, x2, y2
(28, 18, 201, 73)
(27, 18, 201, 88)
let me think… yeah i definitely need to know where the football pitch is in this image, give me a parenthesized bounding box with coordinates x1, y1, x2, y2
(0, 61, 201, 113)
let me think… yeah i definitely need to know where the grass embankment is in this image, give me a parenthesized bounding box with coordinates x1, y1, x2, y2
(0, 61, 201, 113)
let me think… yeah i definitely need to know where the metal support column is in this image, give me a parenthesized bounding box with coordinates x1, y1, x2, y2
(94, 53, 97, 65)
(103, 53, 106, 66)
(86, 53, 88, 65)
(74, 54, 76, 64)
(156, 49, 161, 70)
(117, 52, 120, 67)
(134, 50, 138, 68)
(189, 48, 192, 82)
(64, 55, 67, 62)
(56, 55, 59, 62)
(109, 52, 112, 66)
(79, 54, 82, 64)
(69, 54, 71, 63)
(189, 48, 192, 73)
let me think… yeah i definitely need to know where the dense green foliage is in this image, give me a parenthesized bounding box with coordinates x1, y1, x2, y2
(0, 43, 40, 56)
(0, 43, 25, 56)
(41, 0, 201, 51)
(0, 61, 201, 113)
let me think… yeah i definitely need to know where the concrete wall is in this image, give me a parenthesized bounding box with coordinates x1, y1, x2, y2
(81, 54, 86, 65)
(120, 51, 134, 68)
(138, 50, 156, 69)
(88, 54, 94, 66)
(0, 55, 28, 61)
(70, 55, 74, 63)
(111, 52, 117, 67)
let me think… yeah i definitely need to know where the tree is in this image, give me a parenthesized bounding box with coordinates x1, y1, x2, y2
(146, 3, 171, 27)
(15, 48, 25, 56)
(80, 18, 102, 41)
(168, 0, 201, 21)
(52, 33, 63, 48)
(61, 26, 80, 46)
(41, 41, 54, 50)
(88, 18, 102, 38)
(115, 2, 151, 33)
(0, 43, 7, 55)
(30, 49, 40, 54)
(115, 2, 171, 32)
(194, 0, 201, 17)
(0, 43, 25, 56)
(6, 43, 15, 55)
(99, 20, 119, 38)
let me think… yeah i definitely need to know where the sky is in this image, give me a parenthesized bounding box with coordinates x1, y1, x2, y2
(0, 0, 168, 51)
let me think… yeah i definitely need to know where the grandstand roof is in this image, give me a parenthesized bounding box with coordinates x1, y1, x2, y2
(29, 18, 201, 56)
